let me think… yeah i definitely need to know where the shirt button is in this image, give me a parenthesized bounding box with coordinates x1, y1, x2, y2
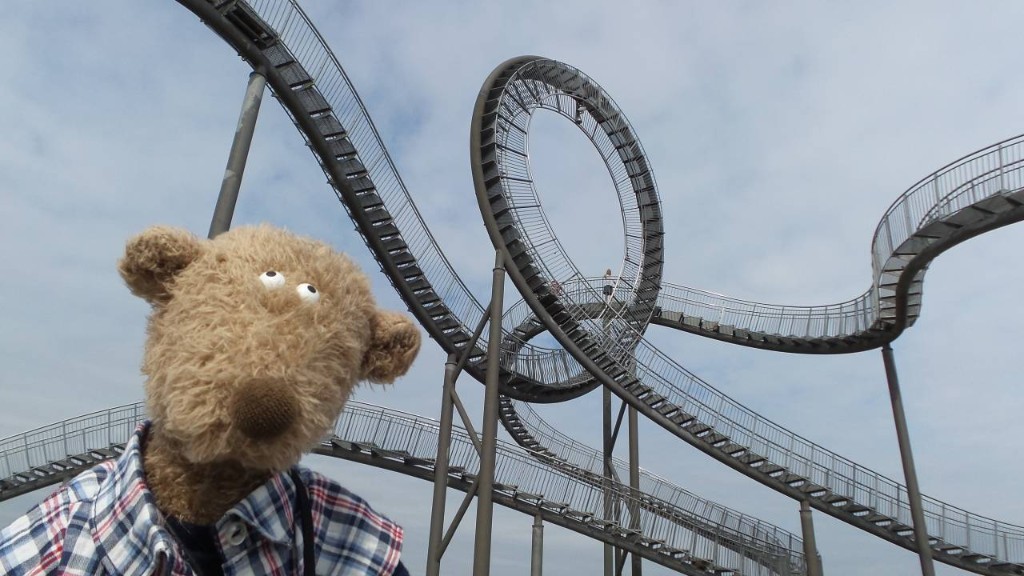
(225, 522, 248, 546)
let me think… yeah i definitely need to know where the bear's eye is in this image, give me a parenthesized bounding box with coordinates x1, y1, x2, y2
(296, 283, 320, 304)
(259, 270, 286, 289)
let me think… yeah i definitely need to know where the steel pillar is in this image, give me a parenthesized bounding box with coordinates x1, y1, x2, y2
(882, 344, 935, 576)
(472, 251, 506, 576)
(628, 406, 641, 576)
(208, 71, 266, 239)
(426, 354, 458, 576)
(531, 513, 544, 576)
(799, 500, 823, 576)
(603, 385, 615, 576)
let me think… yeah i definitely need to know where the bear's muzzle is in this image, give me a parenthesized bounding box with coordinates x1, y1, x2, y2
(230, 379, 299, 440)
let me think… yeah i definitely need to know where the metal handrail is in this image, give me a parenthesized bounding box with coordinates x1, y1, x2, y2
(0, 403, 144, 481)
(0, 401, 802, 575)
(181, 0, 1024, 570)
(649, 137, 1024, 340)
(481, 55, 1024, 567)
(506, 398, 804, 556)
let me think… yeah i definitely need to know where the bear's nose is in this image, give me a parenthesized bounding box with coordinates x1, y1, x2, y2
(230, 379, 298, 441)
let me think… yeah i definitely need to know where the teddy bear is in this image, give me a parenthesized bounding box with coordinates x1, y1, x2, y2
(0, 224, 421, 576)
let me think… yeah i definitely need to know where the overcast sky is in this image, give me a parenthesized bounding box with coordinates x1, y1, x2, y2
(2, 2, 1024, 575)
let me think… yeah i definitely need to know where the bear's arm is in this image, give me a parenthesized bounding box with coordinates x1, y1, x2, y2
(0, 482, 79, 576)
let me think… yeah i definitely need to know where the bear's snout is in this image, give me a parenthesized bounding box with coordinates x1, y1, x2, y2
(230, 379, 299, 441)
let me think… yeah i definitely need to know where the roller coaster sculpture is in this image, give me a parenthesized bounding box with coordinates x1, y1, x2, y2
(3, 1, 1024, 575)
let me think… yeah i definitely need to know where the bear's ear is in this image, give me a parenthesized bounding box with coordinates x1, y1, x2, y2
(118, 226, 203, 305)
(361, 310, 421, 384)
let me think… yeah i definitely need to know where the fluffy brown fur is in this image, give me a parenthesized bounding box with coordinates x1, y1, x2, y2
(119, 224, 420, 523)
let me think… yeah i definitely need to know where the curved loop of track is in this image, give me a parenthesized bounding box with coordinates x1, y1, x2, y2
(11, 1, 1021, 574)
(473, 56, 1024, 575)
(166, 3, 810, 573)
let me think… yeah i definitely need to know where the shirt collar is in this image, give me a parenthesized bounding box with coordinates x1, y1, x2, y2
(85, 422, 403, 575)
(222, 468, 297, 545)
(87, 422, 302, 573)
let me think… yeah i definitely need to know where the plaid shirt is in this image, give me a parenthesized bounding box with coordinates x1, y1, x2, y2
(0, 423, 405, 575)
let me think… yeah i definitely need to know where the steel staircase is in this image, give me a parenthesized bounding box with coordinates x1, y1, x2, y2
(0, 402, 805, 576)
(473, 56, 1024, 574)
(110, 1, 1024, 573)
(498, 396, 804, 573)
(649, 168, 1024, 354)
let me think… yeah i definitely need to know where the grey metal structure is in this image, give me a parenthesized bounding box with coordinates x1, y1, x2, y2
(0, 403, 804, 576)
(4, 0, 1024, 574)
(208, 70, 267, 238)
(472, 55, 1024, 574)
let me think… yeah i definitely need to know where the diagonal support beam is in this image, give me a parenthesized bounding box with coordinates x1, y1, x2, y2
(452, 389, 483, 455)
(442, 478, 482, 555)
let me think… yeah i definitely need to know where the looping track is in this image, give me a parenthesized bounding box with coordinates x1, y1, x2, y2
(6, 1, 1024, 574)
(471, 44, 1024, 576)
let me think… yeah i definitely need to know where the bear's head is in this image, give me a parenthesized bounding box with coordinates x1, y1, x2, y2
(118, 225, 420, 473)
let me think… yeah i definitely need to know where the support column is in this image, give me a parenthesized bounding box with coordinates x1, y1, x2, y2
(602, 275, 616, 576)
(799, 500, 823, 576)
(882, 344, 935, 576)
(531, 513, 544, 576)
(628, 406, 641, 576)
(426, 354, 458, 576)
(472, 251, 506, 576)
(603, 385, 614, 576)
(208, 71, 266, 239)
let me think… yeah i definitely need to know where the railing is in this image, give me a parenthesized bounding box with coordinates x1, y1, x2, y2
(873, 135, 1024, 276)
(334, 402, 801, 575)
(182, 2, 806, 570)
(609, 328, 1024, 562)
(0, 403, 144, 482)
(484, 51, 1024, 565)
(655, 283, 874, 340)
(243, 0, 486, 353)
(186, 0, 1024, 569)
(501, 275, 874, 343)
(0, 401, 801, 575)
(240, 1, 601, 397)
(507, 398, 804, 557)
(650, 136, 1024, 341)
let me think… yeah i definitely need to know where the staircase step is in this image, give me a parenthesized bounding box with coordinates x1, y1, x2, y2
(974, 195, 1018, 214)
(915, 219, 958, 239)
(893, 235, 933, 256)
(656, 404, 680, 417)
(737, 452, 766, 466)
(780, 473, 807, 487)
(719, 443, 747, 456)
(944, 206, 989, 227)
(889, 523, 914, 536)
(313, 114, 345, 138)
(936, 543, 963, 554)
(863, 512, 892, 525)
(684, 422, 712, 436)
(669, 412, 695, 426)
(643, 393, 668, 408)
(800, 483, 828, 497)
(702, 432, 728, 446)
